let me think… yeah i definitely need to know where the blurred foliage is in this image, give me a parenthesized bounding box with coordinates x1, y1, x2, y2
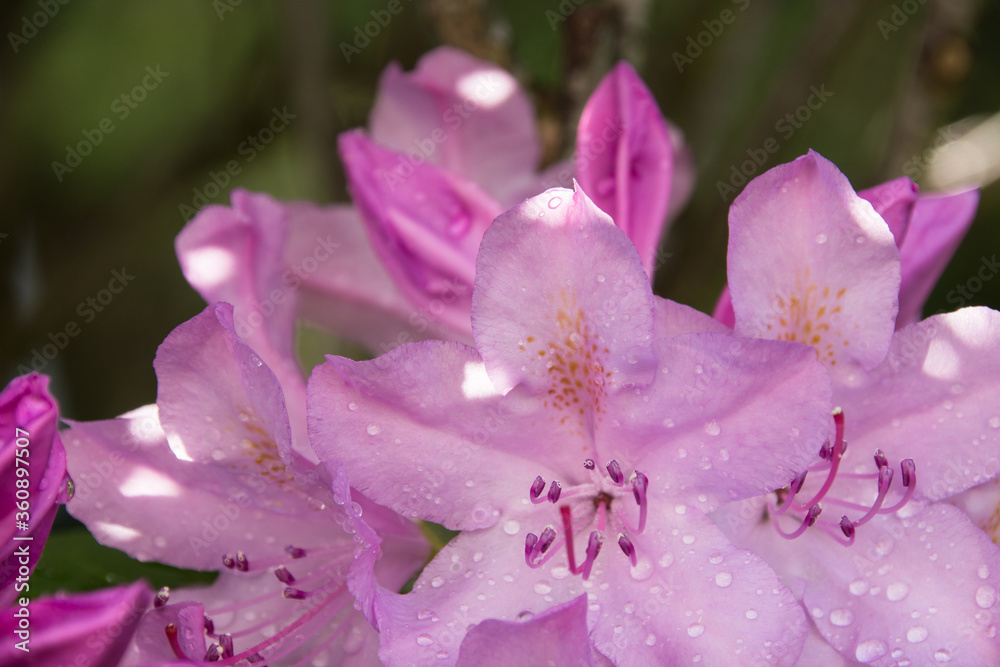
(1, 0, 998, 593)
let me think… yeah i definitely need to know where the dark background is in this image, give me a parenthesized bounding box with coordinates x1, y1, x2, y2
(2, 1, 998, 435)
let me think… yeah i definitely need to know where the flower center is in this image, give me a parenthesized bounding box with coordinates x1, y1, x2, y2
(524, 458, 648, 579)
(770, 407, 916, 545)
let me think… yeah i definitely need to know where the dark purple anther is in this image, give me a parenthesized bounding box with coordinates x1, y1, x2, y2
(205, 644, 223, 662)
(274, 566, 295, 584)
(154, 586, 170, 608)
(538, 527, 556, 554)
(606, 460, 624, 485)
(631, 471, 648, 505)
(840, 516, 855, 539)
(222, 553, 236, 570)
(547, 481, 562, 503)
(282, 587, 308, 600)
(235, 551, 249, 572)
(525, 533, 539, 564)
(530, 475, 546, 501)
(805, 504, 822, 527)
(874, 449, 888, 470)
(583, 459, 596, 470)
(818, 440, 832, 460)
(791, 471, 808, 495)
(219, 634, 234, 659)
(618, 534, 637, 567)
(204, 615, 215, 636)
(877, 465, 894, 493)
(285, 545, 307, 559)
(581, 531, 603, 580)
(248, 655, 266, 664)
(901, 459, 915, 487)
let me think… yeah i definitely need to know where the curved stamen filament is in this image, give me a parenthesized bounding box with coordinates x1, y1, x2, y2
(773, 504, 822, 539)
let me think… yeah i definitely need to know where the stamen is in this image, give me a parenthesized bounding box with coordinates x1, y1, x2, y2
(206, 643, 223, 662)
(155, 586, 170, 608)
(840, 516, 856, 542)
(530, 475, 546, 503)
(618, 534, 637, 567)
(235, 551, 249, 572)
(580, 532, 603, 580)
(560, 506, 579, 574)
(773, 504, 822, 539)
(165, 624, 186, 659)
(285, 545, 307, 559)
(583, 459, 596, 470)
(874, 449, 888, 469)
(282, 587, 308, 600)
(606, 460, 624, 485)
(631, 471, 648, 534)
(204, 615, 215, 636)
(274, 566, 295, 584)
(547, 481, 562, 503)
(537, 527, 556, 553)
(219, 634, 234, 659)
(881, 459, 916, 513)
(223, 554, 235, 569)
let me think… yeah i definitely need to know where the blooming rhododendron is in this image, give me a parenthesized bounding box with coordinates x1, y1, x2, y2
(308, 185, 834, 665)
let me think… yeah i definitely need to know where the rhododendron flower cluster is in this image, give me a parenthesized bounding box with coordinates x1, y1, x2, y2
(10, 46, 1000, 667)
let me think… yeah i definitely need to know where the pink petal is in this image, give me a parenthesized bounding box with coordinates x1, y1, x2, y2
(896, 188, 980, 327)
(0, 373, 67, 601)
(456, 595, 598, 666)
(711, 285, 737, 329)
(339, 129, 502, 336)
(124, 601, 206, 665)
(369, 46, 540, 206)
(63, 405, 352, 570)
(472, 185, 656, 396)
(154, 303, 298, 467)
(858, 176, 919, 247)
(654, 296, 732, 339)
(727, 150, 901, 373)
(308, 341, 575, 531)
(836, 307, 1000, 503)
(608, 334, 832, 510)
(798, 505, 1000, 666)
(0, 581, 151, 665)
(576, 62, 674, 277)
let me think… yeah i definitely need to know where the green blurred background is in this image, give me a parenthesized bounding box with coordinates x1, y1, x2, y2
(2, 0, 999, 591)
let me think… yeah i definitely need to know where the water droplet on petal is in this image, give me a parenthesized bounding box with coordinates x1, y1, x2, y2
(417, 608, 434, 620)
(886, 582, 910, 602)
(830, 608, 855, 627)
(645, 634, 656, 646)
(687, 623, 705, 638)
(416, 634, 434, 647)
(658, 552, 674, 568)
(989, 416, 1000, 429)
(430, 576, 445, 589)
(548, 196, 562, 209)
(934, 649, 952, 662)
(855, 639, 888, 662)
(704, 420, 721, 436)
(596, 274, 606, 283)
(348, 402, 358, 411)
(745, 609, 758, 620)
(503, 520, 520, 535)
(976, 585, 997, 609)
(979, 565, 990, 579)
(533, 582, 552, 595)
(715, 572, 733, 588)
(907, 626, 928, 643)
(815, 233, 828, 244)
(366, 424, 380, 436)
(849, 580, 869, 596)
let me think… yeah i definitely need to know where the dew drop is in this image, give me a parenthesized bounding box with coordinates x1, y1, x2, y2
(687, 623, 705, 638)
(708, 553, 724, 565)
(503, 520, 520, 535)
(906, 626, 928, 643)
(645, 634, 656, 646)
(674, 504, 687, 515)
(533, 582, 552, 595)
(662, 418, 675, 428)
(830, 608, 855, 627)
(366, 424, 380, 436)
(658, 552, 674, 568)
(347, 402, 358, 411)
(886, 582, 910, 602)
(855, 639, 888, 662)
(979, 564, 990, 579)
(815, 233, 828, 244)
(417, 608, 434, 620)
(596, 274, 606, 283)
(849, 580, 869, 596)
(745, 609, 758, 620)
(715, 572, 733, 588)
(682, 535, 696, 545)
(934, 649, 952, 662)
(630, 556, 654, 581)
(990, 416, 1000, 429)
(430, 576, 445, 589)
(548, 196, 563, 209)
(416, 634, 434, 647)
(976, 585, 997, 609)
(704, 420, 721, 436)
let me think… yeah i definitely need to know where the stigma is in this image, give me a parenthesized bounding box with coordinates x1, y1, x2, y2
(524, 458, 649, 579)
(770, 407, 916, 546)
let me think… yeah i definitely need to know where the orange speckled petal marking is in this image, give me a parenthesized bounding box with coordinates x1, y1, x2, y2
(472, 185, 656, 417)
(728, 150, 900, 372)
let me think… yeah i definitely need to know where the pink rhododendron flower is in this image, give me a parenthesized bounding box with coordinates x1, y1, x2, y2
(63, 303, 428, 665)
(339, 51, 690, 342)
(308, 185, 834, 665)
(706, 150, 1000, 665)
(1, 373, 69, 605)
